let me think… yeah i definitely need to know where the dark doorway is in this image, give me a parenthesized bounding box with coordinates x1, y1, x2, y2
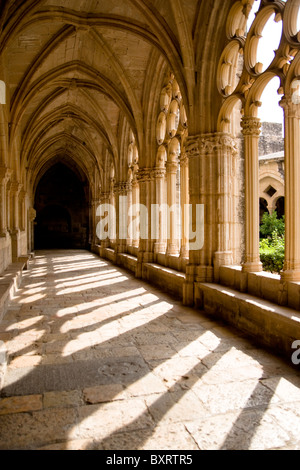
(34, 163, 90, 250)
(275, 196, 285, 220)
(259, 198, 269, 224)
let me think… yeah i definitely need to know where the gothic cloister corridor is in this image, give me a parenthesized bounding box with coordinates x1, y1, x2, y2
(0, 250, 299, 450)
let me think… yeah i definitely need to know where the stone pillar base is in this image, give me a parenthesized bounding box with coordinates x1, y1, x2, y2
(195, 265, 214, 283)
(242, 261, 263, 274)
(154, 242, 166, 254)
(214, 251, 233, 282)
(281, 269, 300, 283)
(10, 229, 20, 263)
(183, 281, 194, 306)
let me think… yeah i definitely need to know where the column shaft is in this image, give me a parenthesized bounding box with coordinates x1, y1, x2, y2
(280, 98, 300, 280)
(241, 117, 262, 273)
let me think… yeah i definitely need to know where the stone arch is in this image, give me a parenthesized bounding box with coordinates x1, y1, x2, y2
(34, 161, 90, 250)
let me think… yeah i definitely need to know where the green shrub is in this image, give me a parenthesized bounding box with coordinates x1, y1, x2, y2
(260, 211, 285, 239)
(259, 212, 285, 274)
(260, 237, 285, 274)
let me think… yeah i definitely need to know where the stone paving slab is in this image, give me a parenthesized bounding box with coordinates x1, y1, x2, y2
(0, 250, 300, 450)
(1, 356, 150, 397)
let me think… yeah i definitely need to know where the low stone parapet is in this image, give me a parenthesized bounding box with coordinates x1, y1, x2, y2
(195, 282, 300, 361)
(143, 263, 185, 299)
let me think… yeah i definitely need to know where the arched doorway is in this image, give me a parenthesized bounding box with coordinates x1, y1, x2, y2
(275, 196, 285, 220)
(34, 163, 90, 250)
(259, 198, 269, 224)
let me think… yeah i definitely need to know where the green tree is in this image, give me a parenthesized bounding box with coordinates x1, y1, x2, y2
(260, 211, 285, 239)
(260, 211, 285, 274)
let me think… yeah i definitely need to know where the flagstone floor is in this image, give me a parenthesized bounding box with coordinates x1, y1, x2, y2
(0, 250, 299, 450)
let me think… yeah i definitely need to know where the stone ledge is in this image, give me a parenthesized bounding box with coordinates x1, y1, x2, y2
(143, 263, 185, 299)
(219, 265, 300, 310)
(0, 257, 25, 391)
(117, 253, 137, 274)
(0, 260, 27, 323)
(101, 247, 116, 263)
(195, 282, 300, 360)
(0, 340, 7, 391)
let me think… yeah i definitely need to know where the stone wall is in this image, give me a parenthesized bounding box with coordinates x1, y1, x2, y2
(259, 122, 284, 157)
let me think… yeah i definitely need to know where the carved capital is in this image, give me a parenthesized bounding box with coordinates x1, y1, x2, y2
(166, 161, 178, 174)
(28, 208, 36, 222)
(200, 133, 238, 155)
(115, 182, 130, 195)
(185, 133, 239, 157)
(280, 95, 300, 119)
(137, 169, 152, 183)
(100, 192, 110, 202)
(10, 182, 22, 196)
(185, 137, 200, 159)
(241, 117, 261, 136)
(19, 189, 26, 201)
(0, 167, 12, 184)
(152, 168, 166, 179)
(179, 153, 189, 168)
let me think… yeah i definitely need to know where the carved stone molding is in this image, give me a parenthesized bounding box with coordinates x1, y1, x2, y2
(241, 117, 261, 137)
(185, 137, 200, 159)
(115, 182, 130, 195)
(137, 169, 152, 183)
(179, 153, 189, 168)
(100, 191, 110, 201)
(19, 190, 26, 201)
(152, 168, 166, 179)
(185, 133, 239, 158)
(280, 95, 300, 119)
(166, 161, 178, 174)
(10, 182, 22, 196)
(28, 208, 36, 222)
(0, 167, 12, 184)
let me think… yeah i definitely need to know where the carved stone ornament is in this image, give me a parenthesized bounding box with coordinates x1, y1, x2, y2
(280, 95, 300, 119)
(136, 169, 152, 183)
(185, 133, 238, 158)
(152, 168, 166, 179)
(28, 208, 36, 222)
(241, 117, 262, 136)
(185, 138, 200, 159)
(116, 182, 130, 195)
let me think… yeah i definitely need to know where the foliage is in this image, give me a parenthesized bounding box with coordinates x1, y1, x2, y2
(259, 211, 285, 274)
(260, 211, 285, 239)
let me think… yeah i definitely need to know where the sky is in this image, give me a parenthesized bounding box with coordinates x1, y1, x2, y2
(247, 1, 289, 124)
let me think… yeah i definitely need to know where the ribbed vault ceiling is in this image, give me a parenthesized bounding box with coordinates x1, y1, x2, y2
(0, 0, 231, 188)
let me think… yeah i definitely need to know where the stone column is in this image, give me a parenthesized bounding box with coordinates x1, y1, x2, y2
(126, 180, 133, 247)
(131, 176, 140, 249)
(241, 117, 263, 273)
(153, 167, 167, 254)
(0, 167, 10, 237)
(9, 182, 22, 262)
(28, 208, 36, 253)
(19, 190, 26, 232)
(91, 196, 101, 251)
(110, 179, 116, 248)
(166, 161, 179, 256)
(179, 153, 189, 259)
(10, 182, 22, 231)
(136, 169, 154, 278)
(115, 182, 129, 256)
(183, 135, 202, 306)
(280, 97, 300, 281)
(6, 180, 11, 233)
(213, 133, 239, 281)
(183, 133, 241, 305)
(98, 192, 110, 254)
(185, 134, 219, 285)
